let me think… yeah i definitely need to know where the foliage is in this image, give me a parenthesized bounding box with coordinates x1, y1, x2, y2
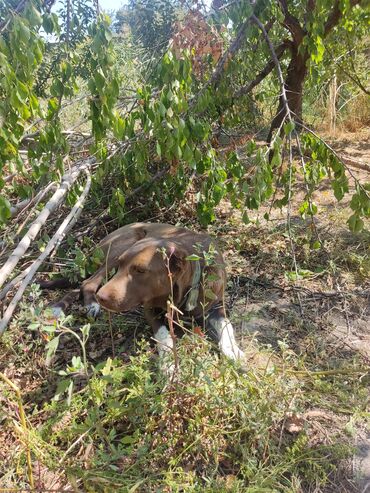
(0, 0, 369, 232)
(1, 286, 367, 491)
(113, 0, 181, 57)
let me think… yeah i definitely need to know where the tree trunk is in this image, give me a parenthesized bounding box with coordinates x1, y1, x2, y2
(267, 45, 308, 142)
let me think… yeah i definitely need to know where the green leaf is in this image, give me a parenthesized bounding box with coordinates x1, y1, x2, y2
(183, 144, 193, 163)
(27, 4, 42, 27)
(0, 196, 11, 223)
(156, 141, 162, 158)
(18, 20, 30, 43)
(246, 140, 256, 156)
(347, 214, 364, 233)
(271, 150, 282, 167)
(94, 71, 105, 93)
(45, 336, 60, 366)
(242, 211, 250, 224)
(186, 254, 201, 261)
(284, 121, 295, 136)
(158, 102, 166, 117)
(122, 435, 136, 445)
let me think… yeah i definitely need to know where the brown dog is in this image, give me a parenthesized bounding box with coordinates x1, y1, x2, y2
(50, 223, 244, 365)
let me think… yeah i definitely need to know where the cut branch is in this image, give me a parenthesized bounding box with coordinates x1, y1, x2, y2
(0, 170, 92, 335)
(0, 159, 93, 291)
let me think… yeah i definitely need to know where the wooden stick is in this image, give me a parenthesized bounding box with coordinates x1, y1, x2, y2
(0, 160, 91, 290)
(0, 170, 92, 335)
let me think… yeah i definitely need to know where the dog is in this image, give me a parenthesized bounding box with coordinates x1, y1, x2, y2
(46, 222, 244, 365)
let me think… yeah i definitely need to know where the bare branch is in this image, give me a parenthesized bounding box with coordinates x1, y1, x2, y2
(10, 182, 57, 219)
(251, 15, 293, 126)
(0, 170, 92, 335)
(0, 159, 94, 291)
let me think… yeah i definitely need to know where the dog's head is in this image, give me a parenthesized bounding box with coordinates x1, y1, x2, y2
(95, 238, 190, 313)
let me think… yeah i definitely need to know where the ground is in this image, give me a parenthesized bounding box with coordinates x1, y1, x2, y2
(0, 131, 369, 492)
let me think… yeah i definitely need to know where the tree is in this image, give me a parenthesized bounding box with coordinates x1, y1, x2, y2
(114, 0, 180, 57)
(266, 0, 363, 141)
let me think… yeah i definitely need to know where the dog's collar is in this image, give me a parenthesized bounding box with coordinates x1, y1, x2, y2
(184, 260, 201, 311)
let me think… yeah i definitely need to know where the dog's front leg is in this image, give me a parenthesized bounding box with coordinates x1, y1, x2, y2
(207, 307, 244, 361)
(144, 307, 175, 375)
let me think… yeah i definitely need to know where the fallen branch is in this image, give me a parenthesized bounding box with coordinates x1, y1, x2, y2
(10, 182, 57, 220)
(0, 266, 31, 302)
(0, 159, 93, 291)
(0, 180, 88, 303)
(0, 170, 92, 335)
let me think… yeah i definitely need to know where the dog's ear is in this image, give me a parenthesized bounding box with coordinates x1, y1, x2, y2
(167, 244, 187, 275)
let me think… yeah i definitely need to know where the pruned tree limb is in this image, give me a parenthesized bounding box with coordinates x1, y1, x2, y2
(0, 159, 93, 291)
(0, 170, 92, 335)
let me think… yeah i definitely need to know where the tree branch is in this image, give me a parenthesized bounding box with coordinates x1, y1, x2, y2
(208, 17, 251, 89)
(324, 0, 362, 37)
(0, 170, 92, 335)
(0, 159, 94, 291)
(277, 0, 305, 45)
(234, 40, 290, 98)
(251, 15, 293, 126)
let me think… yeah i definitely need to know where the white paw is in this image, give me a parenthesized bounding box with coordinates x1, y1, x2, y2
(85, 301, 101, 318)
(220, 344, 245, 361)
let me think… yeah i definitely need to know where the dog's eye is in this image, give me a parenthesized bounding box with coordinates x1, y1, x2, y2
(133, 265, 146, 274)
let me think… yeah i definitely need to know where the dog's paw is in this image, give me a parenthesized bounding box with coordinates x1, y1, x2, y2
(85, 301, 101, 318)
(220, 344, 245, 362)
